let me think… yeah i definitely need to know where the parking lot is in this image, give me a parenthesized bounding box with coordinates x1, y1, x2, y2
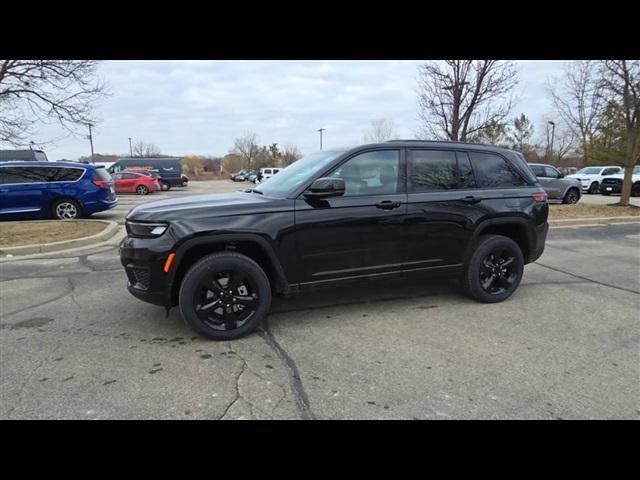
(1, 180, 639, 419)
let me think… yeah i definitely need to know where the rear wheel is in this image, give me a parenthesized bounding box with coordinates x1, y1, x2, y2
(178, 252, 272, 341)
(562, 188, 580, 204)
(160, 182, 170, 191)
(136, 184, 149, 195)
(51, 199, 82, 220)
(463, 235, 524, 303)
(588, 182, 599, 194)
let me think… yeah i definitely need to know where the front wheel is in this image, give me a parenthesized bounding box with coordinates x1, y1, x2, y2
(563, 188, 580, 204)
(51, 199, 82, 220)
(588, 182, 599, 194)
(178, 252, 272, 341)
(463, 235, 524, 303)
(632, 183, 640, 197)
(160, 182, 170, 191)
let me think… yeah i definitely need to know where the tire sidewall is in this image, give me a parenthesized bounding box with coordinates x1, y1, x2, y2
(137, 185, 149, 195)
(178, 253, 272, 340)
(464, 235, 524, 303)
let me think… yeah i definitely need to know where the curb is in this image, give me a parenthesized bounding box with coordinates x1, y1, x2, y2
(549, 216, 640, 227)
(0, 220, 120, 257)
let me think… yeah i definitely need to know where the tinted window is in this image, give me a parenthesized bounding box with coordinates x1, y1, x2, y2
(93, 168, 113, 182)
(0, 167, 84, 183)
(408, 150, 477, 191)
(579, 167, 601, 175)
(602, 168, 620, 176)
(530, 165, 545, 177)
(327, 150, 400, 196)
(470, 153, 525, 188)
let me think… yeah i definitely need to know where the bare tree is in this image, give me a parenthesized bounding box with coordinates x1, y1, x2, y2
(281, 144, 302, 166)
(362, 118, 397, 143)
(548, 61, 605, 164)
(0, 60, 108, 146)
(508, 113, 535, 153)
(416, 60, 518, 141)
(553, 125, 578, 163)
(231, 131, 260, 169)
(598, 60, 640, 206)
(132, 141, 162, 157)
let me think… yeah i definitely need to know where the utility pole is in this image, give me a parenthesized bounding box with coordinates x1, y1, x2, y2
(318, 128, 325, 150)
(548, 121, 556, 164)
(128, 137, 133, 157)
(87, 123, 95, 163)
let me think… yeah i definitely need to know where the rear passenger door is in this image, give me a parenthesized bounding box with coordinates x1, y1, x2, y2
(0, 167, 49, 217)
(403, 149, 483, 269)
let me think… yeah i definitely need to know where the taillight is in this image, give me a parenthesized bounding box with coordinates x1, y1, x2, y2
(92, 180, 110, 188)
(532, 191, 548, 203)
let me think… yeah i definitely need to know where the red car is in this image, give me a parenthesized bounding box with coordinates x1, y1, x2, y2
(111, 171, 160, 195)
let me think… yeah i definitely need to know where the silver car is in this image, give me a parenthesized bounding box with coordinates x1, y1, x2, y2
(529, 163, 582, 204)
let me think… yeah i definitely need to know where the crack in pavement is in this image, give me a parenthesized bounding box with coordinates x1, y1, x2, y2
(258, 317, 316, 420)
(535, 262, 640, 295)
(2, 280, 73, 319)
(218, 358, 248, 420)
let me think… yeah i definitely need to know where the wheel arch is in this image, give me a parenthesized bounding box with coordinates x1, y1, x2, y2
(465, 218, 533, 265)
(167, 233, 289, 306)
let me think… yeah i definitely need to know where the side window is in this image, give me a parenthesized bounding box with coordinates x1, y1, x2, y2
(48, 168, 84, 182)
(602, 168, 619, 176)
(327, 150, 400, 196)
(408, 150, 477, 191)
(543, 166, 560, 179)
(530, 165, 546, 177)
(0, 167, 49, 184)
(469, 153, 526, 188)
(264, 169, 272, 175)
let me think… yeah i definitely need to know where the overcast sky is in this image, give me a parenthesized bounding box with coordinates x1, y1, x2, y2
(36, 60, 567, 160)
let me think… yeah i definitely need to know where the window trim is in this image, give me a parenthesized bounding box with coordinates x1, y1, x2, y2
(0, 165, 87, 186)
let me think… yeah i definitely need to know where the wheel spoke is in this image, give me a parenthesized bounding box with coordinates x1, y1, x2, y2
(223, 308, 238, 330)
(234, 295, 258, 308)
(197, 298, 222, 312)
(227, 271, 246, 291)
(208, 278, 224, 295)
(499, 256, 515, 268)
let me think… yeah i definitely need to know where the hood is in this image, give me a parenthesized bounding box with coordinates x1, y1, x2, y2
(126, 191, 287, 222)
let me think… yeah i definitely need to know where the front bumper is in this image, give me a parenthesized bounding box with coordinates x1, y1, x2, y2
(600, 182, 622, 194)
(119, 235, 176, 307)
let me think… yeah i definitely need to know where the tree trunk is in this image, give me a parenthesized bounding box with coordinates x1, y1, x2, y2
(618, 158, 633, 206)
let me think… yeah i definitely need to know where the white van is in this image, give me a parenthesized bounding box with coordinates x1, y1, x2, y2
(256, 167, 281, 183)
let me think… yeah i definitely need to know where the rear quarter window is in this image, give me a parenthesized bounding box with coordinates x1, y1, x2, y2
(469, 152, 526, 188)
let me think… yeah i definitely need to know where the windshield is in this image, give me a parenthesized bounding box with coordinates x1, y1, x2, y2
(578, 167, 602, 175)
(255, 150, 345, 197)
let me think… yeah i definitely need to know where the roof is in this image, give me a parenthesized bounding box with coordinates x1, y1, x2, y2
(0, 161, 97, 168)
(382, 139, 515, 152)
(0, 149, 47, 161)
(117, 157, 181, 162)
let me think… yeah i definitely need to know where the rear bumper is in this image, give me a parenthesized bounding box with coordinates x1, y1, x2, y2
(529, 221, 548, 263)
(84, 197, 118, 214)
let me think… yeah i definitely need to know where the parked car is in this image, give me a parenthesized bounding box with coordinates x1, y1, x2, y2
(107, 157, 183, 191)
(599, 165, 640, 196)
(0, 161, 118, 220)
(111, 171, 160, 195)
(230, 170, 255, 182)
(528, 163, 582, 204)
(248, 173, 257, 183)
(120, 140, 549, 341)
(0, 149, 49, 162)
(565, 166, 623, 194)
(255, 167, 281, 183)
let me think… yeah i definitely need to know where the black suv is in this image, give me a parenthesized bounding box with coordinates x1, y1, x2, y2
(120, 141, 549, 340)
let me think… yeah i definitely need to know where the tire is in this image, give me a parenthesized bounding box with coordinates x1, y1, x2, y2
(136, 184, 149, 195)
(562, 188, 580, 204)
(178, 252, 272, 341)
(160, 182, 170, 191)
(632, 183, 640, 197)
(588, 182, 599, 194)
(51, 199, 82, 220)
(463, 235, 524, 304)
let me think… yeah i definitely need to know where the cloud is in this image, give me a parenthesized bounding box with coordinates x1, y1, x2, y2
(31, 60, 566, 160)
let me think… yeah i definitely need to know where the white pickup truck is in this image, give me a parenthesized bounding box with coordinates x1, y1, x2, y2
(566, 166, 622, 194)
(598, 165, 640, 196)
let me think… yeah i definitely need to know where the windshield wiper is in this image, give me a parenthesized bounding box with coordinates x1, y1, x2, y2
(245, 188, 263, 194)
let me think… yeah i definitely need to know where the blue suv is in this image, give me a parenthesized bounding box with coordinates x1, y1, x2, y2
(0, 161, 118, 220)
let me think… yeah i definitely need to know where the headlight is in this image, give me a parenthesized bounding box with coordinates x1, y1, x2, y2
(126, 221, 169, 238)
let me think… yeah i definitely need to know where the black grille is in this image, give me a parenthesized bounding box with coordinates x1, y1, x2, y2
(127, 265, 150, 290)
(602, 178, 622, 185)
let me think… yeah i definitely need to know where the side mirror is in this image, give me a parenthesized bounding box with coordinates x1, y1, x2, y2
(304, 177, 345, 199)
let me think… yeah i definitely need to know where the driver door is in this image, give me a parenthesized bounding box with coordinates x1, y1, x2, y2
(293, 149, 407, 285)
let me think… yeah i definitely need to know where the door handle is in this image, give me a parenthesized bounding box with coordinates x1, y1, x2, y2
(462, 196, 482, 204)
(375, 200, 401, 210)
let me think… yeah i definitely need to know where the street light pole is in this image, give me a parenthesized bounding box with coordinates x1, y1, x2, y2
(548, 121, 556, 163)
(128, 137, 133, 157)
(86, 123, 95, 163)
(318, 128, 325, 150)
